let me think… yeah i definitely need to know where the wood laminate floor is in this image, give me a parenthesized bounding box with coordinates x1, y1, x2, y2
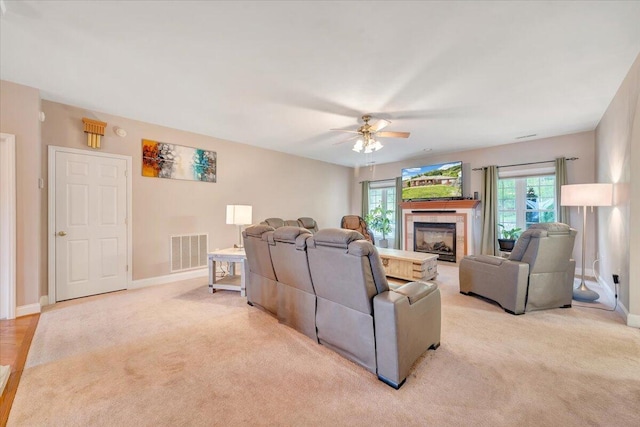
(0, 314, 39, 426)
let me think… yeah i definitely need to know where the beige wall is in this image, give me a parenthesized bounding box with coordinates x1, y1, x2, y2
(352, 131, 596, 267)
(0, 80, 43, 307)
(595, 53, 640, 325)
(42, 100, 352, 283)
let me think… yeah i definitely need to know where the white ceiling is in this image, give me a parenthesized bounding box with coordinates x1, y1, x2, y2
(2, 1, 640, 167)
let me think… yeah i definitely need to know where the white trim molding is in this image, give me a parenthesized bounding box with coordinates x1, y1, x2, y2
(48, 146, 133, 304)
(0, 365, 9, 397)
(0, 133, 16, 320)
(627, 313, 640, 328)
(16, 303, 41, 317)
(617, 301, 640, 328)
(130, 268, 208, 290)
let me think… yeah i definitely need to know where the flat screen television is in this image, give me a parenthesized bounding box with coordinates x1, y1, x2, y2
(401, 161, 463, 201)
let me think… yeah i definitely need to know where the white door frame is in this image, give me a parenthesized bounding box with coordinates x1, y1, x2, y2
(48, 146, 133, 304)
(0, 133, 16, 320)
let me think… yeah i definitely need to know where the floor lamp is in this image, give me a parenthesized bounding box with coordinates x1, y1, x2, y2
(226, 205, 252, 249)
(560, 183, 613, 302)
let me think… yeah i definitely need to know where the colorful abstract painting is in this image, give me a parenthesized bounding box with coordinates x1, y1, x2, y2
(142, 139, 217, 183)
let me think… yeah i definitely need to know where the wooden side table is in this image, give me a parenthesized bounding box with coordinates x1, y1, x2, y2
(208, 248, 247, 296)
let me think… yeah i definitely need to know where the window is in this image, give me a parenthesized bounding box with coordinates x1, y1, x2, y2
(367, 180, 397, 245)
(498, 174, 556, 233)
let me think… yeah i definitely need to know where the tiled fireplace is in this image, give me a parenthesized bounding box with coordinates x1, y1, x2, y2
(414, 222, 457, 262)
(401, 200, 481, 263)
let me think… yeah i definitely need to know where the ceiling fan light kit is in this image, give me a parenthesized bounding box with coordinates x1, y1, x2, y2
(352, 137, 383, 153)
(333, 115, 410, 154)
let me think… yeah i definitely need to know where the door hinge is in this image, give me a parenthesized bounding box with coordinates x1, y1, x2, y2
(126, 265, 129, 272)
(125, 217, 128, 225)
(125, 169, 128, 177)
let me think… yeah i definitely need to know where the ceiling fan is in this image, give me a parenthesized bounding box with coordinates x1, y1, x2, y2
(331, 115, 410, 153)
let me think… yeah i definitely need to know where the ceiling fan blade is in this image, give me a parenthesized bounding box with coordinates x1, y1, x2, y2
(329, 129, 361, 134)
(332, 135, 360, 145)
(376, 131, 410, 138)
(369, 119, 391, 132)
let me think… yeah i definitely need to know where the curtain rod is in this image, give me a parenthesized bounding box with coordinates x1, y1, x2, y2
(471, 157, 578, 171)
(358, 177, 398, 184)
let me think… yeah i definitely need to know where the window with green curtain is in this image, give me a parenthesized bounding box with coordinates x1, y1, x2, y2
(498, 174, 556, 231)
(367, 179, 396, 246)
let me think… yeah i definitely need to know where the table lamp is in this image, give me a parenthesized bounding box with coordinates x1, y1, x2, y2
(560, 183, 613, 301)
(226, 205, 252, 249)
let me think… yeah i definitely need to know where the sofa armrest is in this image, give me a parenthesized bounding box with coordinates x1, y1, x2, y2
(373, 283, 441, 388)
(393, 281, 438, 304)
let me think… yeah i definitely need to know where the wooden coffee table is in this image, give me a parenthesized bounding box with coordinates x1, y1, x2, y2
(376, 248, 438, 282)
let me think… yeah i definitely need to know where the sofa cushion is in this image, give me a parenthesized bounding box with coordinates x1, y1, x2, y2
(273, 226, 312, 250)
(298, 217, 318, 233)
(263, 218, 285, 228)
(245, 224, 274, 239)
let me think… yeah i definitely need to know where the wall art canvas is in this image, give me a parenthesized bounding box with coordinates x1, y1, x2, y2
(142, 139, 217, 183)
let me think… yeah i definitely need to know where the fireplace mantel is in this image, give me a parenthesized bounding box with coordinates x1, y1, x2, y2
(400, 200, 480, 210)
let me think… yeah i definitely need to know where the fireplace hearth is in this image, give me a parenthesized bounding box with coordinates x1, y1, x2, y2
(413, 222, 457, 262)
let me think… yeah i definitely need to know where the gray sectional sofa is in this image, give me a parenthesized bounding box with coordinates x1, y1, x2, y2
(242, 225, 441, 389)
(260, 217, 319, 233)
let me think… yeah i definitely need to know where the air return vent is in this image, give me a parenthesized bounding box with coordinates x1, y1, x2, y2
(170, 234, 208, 272)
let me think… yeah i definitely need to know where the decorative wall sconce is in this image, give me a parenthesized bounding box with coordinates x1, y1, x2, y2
(82, 118, 107, 149)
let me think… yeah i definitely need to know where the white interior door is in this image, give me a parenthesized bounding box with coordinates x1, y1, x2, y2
(54, 151, 128, 301)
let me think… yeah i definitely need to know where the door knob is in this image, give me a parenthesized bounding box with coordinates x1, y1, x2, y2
(57, 231, 67, 236)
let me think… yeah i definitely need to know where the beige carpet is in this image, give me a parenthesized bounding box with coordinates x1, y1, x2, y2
(8, 265, 640, 426)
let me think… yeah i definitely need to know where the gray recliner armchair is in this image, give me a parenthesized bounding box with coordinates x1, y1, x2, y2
(307, 228, 441, 388)
(459, 223, 577, 315)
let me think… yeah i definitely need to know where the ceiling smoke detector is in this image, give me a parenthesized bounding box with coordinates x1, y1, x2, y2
(114, 127, 127, 137)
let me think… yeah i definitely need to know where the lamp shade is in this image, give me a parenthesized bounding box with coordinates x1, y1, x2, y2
(226, 205, 252, 225)
(561, 183, 613, 207)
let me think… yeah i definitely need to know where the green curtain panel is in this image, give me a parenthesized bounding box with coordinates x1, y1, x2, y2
(555, 157, 569, 225)
(480, 166, 499, 255)
(394, 177, 403, 249)
(361, 181, 370, 218)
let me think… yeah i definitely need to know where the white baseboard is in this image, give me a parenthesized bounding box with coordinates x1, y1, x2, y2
(16, 303, 40, 317)
(617, 302, 640, 328)
(130, 268, 208, 290)
(627, 314, 640, 328)
(0, 365, 10, 397)
(627, 313, 640, 328)
(595, 279, 639, 328)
